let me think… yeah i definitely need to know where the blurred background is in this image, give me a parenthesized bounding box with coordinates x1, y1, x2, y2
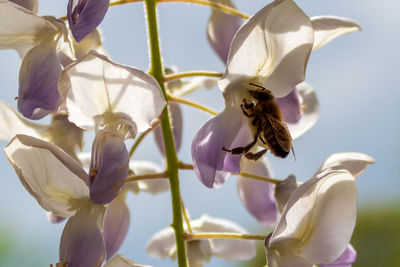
(0, 0, 399, 266)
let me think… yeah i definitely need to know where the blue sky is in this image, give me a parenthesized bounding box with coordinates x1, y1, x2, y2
(0, 0, 398, 266)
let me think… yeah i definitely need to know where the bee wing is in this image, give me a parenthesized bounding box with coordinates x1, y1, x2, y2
(266, 114, 292, 152)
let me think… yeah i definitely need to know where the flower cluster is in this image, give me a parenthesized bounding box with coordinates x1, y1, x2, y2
(0, 0, 371, 266)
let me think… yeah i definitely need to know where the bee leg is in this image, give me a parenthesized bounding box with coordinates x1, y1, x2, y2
(259, 135, 267, 144)
(223, 132, 259, 154)
(244, 149, 268, 161)
(242, 98, 254, 110)
(223, 146, 247, 154)
(240, 104, 251, 117)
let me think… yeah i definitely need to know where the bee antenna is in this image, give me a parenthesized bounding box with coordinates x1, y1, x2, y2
(291, 147, 296, 161)
(249, 83, 267, 91)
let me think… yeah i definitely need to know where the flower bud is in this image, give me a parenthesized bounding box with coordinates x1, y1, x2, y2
(67, 0, 109, 42)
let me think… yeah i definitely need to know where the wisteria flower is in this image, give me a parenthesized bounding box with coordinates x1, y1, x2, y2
(59, 51, 166, 204)
(147, 215, 256, 266)
(192, 0, 314, 188)
(193, 0, 361, 189)
(265, 152, 374, 267)
(0, 2, 111, 120)
(4, 135, 146, 265)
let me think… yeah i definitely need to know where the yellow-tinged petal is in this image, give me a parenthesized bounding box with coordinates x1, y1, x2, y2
(316, 152, 374, 178)
(311, 16, 361, 50)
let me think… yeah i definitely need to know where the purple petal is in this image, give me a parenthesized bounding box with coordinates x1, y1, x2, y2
(154, 103, 182, 155)
(275, 88, 301, 124)
(10, 0, 38, 13)
(67, 0, 109, 42)
(237, 158, 279, 227)
(285, 83, 320, 139)
(89, 129, 129, 204)
(103, 194, 130, 260)
(46, 211, 66, 224)
(59, 209, 106, 267)
(191, 106, 251, 188)
(319, 245, 356, 267)
(207, 2, 243, 63)
(18, 42, 61, 120)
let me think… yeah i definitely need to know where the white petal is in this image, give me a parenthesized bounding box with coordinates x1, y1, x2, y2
(191, 215, 256, 260)
(311, 16, 361, 50)
(146, 227, 176, 258)
(4, 135, 89, 217)
(59, 51, 166, 133)
(287, 82, 319, 139)
(129, 160, 169, 195)
(317, 152, 374, 178)
(187, 240, 212, 266)
(274, 174, 297, 213)
(105, 255, 152, 267)
(220, 0, 314, 98)
(270, 170, 357, 264)
(77, 152, 92, 172)
(0, 1, 57, 57)
(267, 247, 313, 267)
(0, 101, 48, 140)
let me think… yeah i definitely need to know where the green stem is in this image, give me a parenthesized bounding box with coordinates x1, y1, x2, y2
(158, 0, 249, 19)
(164, 71, 223, 82)
(168, 95, 217, 115)
(185, 232, 266, 241)
(178, 161, 282, 184)
(180, 198, 193, 233)
(144, 1, 188, 266)
(126, 171, 168, 182)
(237, 172, 282, 185)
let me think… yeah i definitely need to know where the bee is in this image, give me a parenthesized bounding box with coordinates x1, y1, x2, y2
(223, 83, 293, 160)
